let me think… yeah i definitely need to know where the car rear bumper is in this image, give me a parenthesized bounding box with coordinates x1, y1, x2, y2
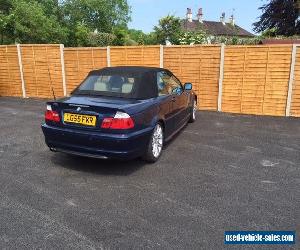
(41, 124, 153, 160)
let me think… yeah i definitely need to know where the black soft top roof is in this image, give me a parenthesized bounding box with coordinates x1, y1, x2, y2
(88, 66, 167, 75)
(84, 66, 169, 99)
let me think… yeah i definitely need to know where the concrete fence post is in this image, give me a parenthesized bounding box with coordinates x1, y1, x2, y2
(217, 43, 225, 112)
(286, 44, 298, 117)
(160, 45, 164, 68)
(16, 44, 26, 98)
(107, 46, 111, 67)
(59, 44, 67, 96)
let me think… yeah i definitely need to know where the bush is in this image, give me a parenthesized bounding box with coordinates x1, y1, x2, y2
(209, 36, 261, 45)
(179, 31, 208, 45)
(88, 32, 116, 47)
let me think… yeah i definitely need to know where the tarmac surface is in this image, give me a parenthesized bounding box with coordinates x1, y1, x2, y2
(0, 97, 299, 249)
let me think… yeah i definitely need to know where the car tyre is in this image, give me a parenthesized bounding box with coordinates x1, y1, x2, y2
(142, 123, 164, 163)
(189, 99, 197, 123)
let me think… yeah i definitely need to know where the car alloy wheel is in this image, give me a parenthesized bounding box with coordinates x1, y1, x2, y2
(192, 100, 197, 120)
(152, 124, 163, 158)
(189, 99, 197, 123)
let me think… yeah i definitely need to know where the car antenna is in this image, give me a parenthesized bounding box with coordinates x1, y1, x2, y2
(47, 65, 56, 100)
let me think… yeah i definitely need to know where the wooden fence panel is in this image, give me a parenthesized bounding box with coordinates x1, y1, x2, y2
(64, 47, 107, 94)
(221, 46, 245, 114)
(21, 45, 64, 98)
(0, 44, 298, 118)
(222, 46, 291, 116)
(291, 46, 300, 117)
(110, 46, 160, 67)
(0, 45, 22, 97)
(263, 46, 291, 116)
(163, 45, 221, 110)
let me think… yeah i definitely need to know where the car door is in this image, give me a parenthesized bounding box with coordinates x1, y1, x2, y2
(172, 74, 190, 122)
(166, 72, 189, 130)
(156, 71, 178, 138)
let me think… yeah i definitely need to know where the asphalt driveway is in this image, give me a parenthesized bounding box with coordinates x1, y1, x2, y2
(0, 97, 299, 250)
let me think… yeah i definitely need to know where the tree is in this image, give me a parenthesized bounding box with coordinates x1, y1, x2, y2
(253, 0, 300, 36)
(112, 27, 127, 46)
(154, 15, 182, 45)
(63, 0, 130, 34)
(0, 0, 131, 46)
(143, 32, 158, 45)
(127, 29, 158, 45)
(59, 0, 131, 46)
(11, 0, 67, 44)
(0, 0, 14, 43)
(127, 29, 145, 44)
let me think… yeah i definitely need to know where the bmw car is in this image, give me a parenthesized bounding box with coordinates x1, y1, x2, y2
(41, 66, 197, 162)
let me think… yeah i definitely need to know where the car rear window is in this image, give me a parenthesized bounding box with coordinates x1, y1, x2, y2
(76, 74, 137, 96)
(72, 67, 159, 99)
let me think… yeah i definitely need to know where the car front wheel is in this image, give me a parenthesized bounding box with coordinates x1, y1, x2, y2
(142, 123, 164, 163)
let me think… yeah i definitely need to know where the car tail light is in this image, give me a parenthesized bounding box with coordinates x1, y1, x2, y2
(101, 111, 134, 129)
(45, 105, 60, 122)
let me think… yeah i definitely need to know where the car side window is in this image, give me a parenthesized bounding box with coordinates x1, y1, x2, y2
(169, 75, 183, 95)
(157, 71, 183, 96)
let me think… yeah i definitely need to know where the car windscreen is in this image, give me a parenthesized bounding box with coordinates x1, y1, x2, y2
(72, 68, 159, 99)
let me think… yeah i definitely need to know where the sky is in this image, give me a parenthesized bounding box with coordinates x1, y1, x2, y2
(127, 0, 266, 34)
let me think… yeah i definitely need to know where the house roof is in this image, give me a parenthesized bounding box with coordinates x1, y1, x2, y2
(181, 20, 254, 37)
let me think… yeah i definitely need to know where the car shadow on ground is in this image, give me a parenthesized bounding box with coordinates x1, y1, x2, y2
(50, 152, 147, 176)
(163, 123, 187, 149)
(49, 123, 189, 176)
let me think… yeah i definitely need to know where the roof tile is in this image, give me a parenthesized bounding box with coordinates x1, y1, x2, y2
(181, 20, 254, 37)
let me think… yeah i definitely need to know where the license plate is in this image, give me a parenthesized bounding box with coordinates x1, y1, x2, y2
(64, 113, 96, 126)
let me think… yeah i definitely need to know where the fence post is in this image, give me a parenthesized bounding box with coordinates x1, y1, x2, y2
(217, 43, 225, 112)
(160, 44, 164, 68)
(107, 46, 111, 67)
(286, 44, 298, 117)
(16, 44, 26, 98)
(59, 44, 67, 96)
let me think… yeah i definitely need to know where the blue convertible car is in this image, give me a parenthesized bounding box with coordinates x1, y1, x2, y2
(42, 66, 197, 162)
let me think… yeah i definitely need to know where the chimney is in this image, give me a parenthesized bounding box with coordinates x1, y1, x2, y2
(220, 12, 226, 25)
(186, 8, 193, 22)
(229, 14, 235, 26)
(197, 8, 203, 23)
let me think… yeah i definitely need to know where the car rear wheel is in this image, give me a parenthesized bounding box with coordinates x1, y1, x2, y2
(142, 123, 164, 163)
(189, 99, 197, 123)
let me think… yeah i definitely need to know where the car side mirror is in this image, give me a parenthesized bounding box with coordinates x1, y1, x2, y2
(184, 82, 192, 90)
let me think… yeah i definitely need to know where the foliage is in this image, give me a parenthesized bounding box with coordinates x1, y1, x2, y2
(126, 29, 158, 45)
(153, 15, 182, 45)
(63, 0, 130, 34)
(209, 36, 261, 45)
(74, 23, 90, 46)
(88, 32, 116, 47)
(260, 28, 278, 38)
(0, 0, 131, 46)
(178, 31, 208, 45)
(253, 0, 300, 36)
(112, 27, 127, 46)
(11, 0, 68, 44)
(127, 29, 145, 43)
(153, 15, 261, 46)
(5, 0, 299, 47)
(142, 32, 158, 45)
